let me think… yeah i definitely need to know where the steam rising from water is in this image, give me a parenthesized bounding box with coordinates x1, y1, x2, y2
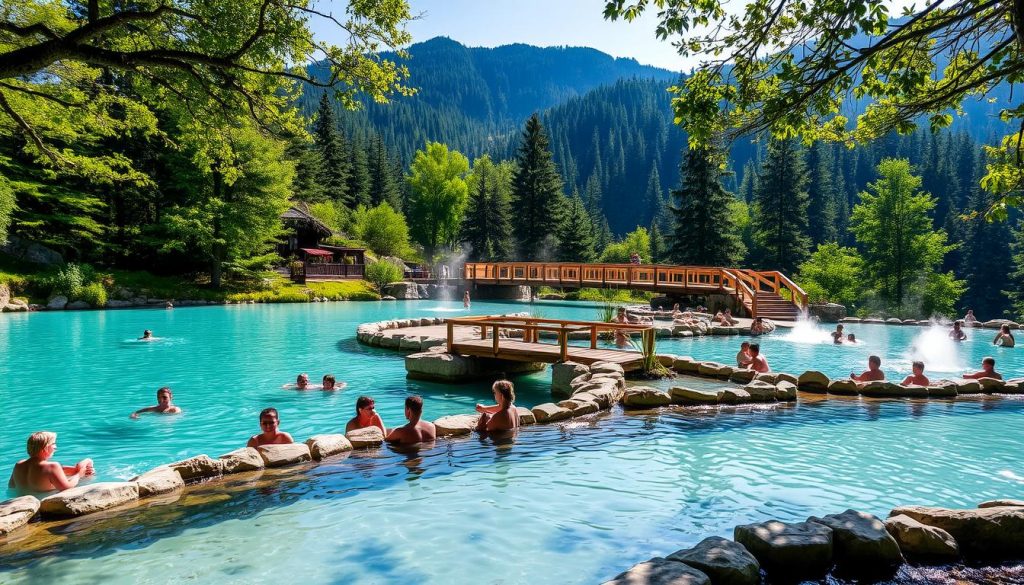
(782, 316, 835, 345)
(906, 323, 965, 373)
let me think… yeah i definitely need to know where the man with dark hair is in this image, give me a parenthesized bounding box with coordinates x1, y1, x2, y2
(963, 357, 1002, 380)
(386, 395, 436, 445)
(851, 355, 885, 382)
(748, 343, 770, 373)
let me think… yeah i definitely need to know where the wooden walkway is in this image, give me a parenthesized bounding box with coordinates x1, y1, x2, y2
(450, 338, 645, 370)
(445, 315, 652, 372)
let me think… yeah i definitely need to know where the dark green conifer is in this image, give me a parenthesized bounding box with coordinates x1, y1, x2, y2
(556, 192, 596, 262)
(669, 145, 743, 266)
(511, 114, 565, 259)
(751, 139, 811, 273)
(311, 94, 350, 205)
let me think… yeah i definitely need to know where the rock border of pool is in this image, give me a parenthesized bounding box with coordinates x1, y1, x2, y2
(603, 503, 1024, 585)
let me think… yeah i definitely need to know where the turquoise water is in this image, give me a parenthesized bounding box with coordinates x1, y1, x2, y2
(1, 300, 1024, 584)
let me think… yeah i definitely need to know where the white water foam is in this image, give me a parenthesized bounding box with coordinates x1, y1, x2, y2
(781, 316, 835, 345)
(905, 323, 965, 373)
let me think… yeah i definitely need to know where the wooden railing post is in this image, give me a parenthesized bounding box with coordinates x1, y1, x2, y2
(559, 327, 568, 362)
(446, 321, 453, 353)
(492, 325, 499, 355)
(590, 325, 597, 349)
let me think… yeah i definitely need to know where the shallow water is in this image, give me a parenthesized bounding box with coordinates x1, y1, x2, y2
(2, 300, 1023, 584)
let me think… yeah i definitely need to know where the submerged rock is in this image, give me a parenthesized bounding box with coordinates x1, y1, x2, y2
(809, 509, 903, 574)
(0, 496, 40, 536)
(669, 386, 722, 405)
(601, 557, 710, 585)
(734, 520, 833, 579)
(667, 536, 759, 585)
(884, 514, 959, 560)
(40, 482, 139, 518)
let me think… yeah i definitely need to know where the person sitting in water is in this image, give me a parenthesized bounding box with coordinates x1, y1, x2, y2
(130, 387, 182, 419)
(281, 373, 311, 390)
(851, 355, 885, 382)
(345, 396, 387, 435)
(831, 324, 844, 344)
(901, 361, 930, 387)
(750, 317, 768, 335)
(247, 408, 293, 448)
(139, 329, 154, 341)
(386, 396, 437, 445)
(846, 333, 857, 343)
(963, 357, 1002, 380)
(8, 431, 94, 493)
(475, 380, 520, 433)
(747, 343, 770, 373)
(993, 324, 1016, 348)
(949, 321, 967, 342)
(736, 341, 752, 367)
(964, 309, 978, 326)
(613, 307, 633, 347)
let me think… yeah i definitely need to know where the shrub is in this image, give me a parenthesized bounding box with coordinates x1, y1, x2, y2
(351, 203, 412, 257)
(78, 282, 108, 307)
(48, 263, 86, 298)
(600, 228, 651, 263)
(365, 258, 405, 292)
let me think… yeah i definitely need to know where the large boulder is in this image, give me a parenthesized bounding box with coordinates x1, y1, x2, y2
(591, 361, 625, 376)
(858, 381, 904, 398)
(531, 402, 572, 423)
(979, 499, 1024, 508)
(558, 398, 600, 416)
(955, 379, 982, 394)
(39, 482, 139, 518)
(218, 447, 265, 474)
(666, 536, 760, 585)
(169, 455, 223, 482)
(601, 558, 710, 585)
(382, 281, 420, 300)
(775, 381, 798, 401)
(734, 520, 833, 579)
(828, 379, 860, 396)
(720, 388, 752, 404)
(404, 351, 479, 382)
(0, 495, 40, 536)
(1002, 378, 1024, 395)
(743, 380, 777, 402)
(809, 302, 847, 323)
(673, 357, 700, 374)
(305, 434, 353, 460)
(928, 381, 958, 398)
(622, 386, 672, 408)
(977, 377, 1006, 393)
(257, 443, 311, 467)
(346, 426, 385, 448)
(516, 406, 536, 425)
(809, 509, 903, 574)
(728, 369, 756, 384)
(551, 361, 590, 398)
(884, 514, 959, 560)
(434, 414, 481, 437)
(66, 300, 91, 310)
(775, 373, 798, 385)
(889, 505, 1024, 559)
(0, 282, 9, 310)
(697, 362, 734, 379)
(0, 235, 63, 265)
(131, 465, 185, 497)
(797, 371, 830, 393)
(579, 386, 620, 409)
(753, 373, 778, 385)
(670, 386, 722, 405)
(46, 295, 68, 310)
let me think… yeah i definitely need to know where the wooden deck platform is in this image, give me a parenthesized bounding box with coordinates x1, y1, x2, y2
(450, 338, 645, 371)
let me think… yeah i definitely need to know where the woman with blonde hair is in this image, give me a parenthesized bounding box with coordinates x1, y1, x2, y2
(475, 380, 519, 432)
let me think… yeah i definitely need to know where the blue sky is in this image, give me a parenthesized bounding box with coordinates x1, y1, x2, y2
(312, 0, 691, 71)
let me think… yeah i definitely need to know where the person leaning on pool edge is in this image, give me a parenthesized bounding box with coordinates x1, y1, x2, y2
(346, 396, 387, 435)
(475, 380, 519, 433)
(247, 408, 293, 448)
(386, 395, 436, 445)
(9, 431, 94, 493)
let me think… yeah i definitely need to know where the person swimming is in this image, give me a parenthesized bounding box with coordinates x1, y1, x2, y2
(851, 355, 885, 382)
(963, 357, 1002, 380)
(950, 321, 967, 342)
(386, 396, 437, 445)
(8, 431, 94, 493)
(321, 374, 347, 391)
(282, 373, 311, 390)
(246, 408, 294, 447)
(901, 361, 930, 387)
(130, 387, 182, 419)
(345, 396, 387, 435)
(139, 329, 154, 341)
(475, 380, 520, 433)
(846, 333, 857, 343)
(993, 324, 1016, 348)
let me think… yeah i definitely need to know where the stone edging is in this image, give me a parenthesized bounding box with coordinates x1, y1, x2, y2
(355, 312, 532, 352)
(603, 501, 1024, 584)
(841, 316, 1024, 329)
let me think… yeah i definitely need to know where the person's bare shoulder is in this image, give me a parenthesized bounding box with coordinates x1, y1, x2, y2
(246, 435, 260, 448)
(280, 432, 294, 443)
(168, 406, 182, 414)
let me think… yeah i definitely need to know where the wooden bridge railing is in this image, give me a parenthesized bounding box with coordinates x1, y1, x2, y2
(462, 262, 808, 317)
(445, 314, 652, 363)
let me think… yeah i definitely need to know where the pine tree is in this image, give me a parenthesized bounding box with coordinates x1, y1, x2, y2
(511, 114, 565, 259)
(649, 221, 665, 263)
(1006, 220, 1024, 319)
(669, 145, 743, 266)
(369, 136, 403, 211)
(594, 215, 613, 253)
(346, 134, 372, 208)
(285, 134, 325, 202)
(312, 94, 351, 206)
(556, 192, 596, 262)
(806, 142, 838, 244)
(961, 189, 1013, 318)
(751, 139, 812, 273)
(643, 163, 663, 227)
(461, 156, 514, 261)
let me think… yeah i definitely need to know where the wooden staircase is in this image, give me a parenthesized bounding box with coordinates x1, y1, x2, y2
(751, 292, 802, 322)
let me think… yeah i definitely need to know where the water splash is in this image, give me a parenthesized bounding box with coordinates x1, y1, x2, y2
(781, 316, 835, 345)
(905, 323, 965, 373)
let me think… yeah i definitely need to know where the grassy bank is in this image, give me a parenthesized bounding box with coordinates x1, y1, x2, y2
(537, 286, 652, 303)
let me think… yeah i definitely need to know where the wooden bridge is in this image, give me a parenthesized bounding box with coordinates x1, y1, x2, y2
(446, 315, 653, 372)
(463, 262, 807, 321)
